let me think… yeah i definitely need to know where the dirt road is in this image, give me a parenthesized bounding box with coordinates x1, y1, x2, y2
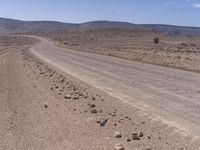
(30, 36, 200, 137)
(1, 35, 200, 150)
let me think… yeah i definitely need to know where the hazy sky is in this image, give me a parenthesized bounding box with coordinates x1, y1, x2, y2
(0, 0, 200, 27)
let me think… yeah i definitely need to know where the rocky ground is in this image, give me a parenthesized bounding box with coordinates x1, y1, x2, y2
(1, 36, 200, 149)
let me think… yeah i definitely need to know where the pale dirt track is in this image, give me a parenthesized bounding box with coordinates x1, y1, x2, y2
(30, 36, 200, 137)
(1, 35, 200, 149)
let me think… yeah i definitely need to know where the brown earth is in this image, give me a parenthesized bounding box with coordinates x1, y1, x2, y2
(1, 36, 200, 150)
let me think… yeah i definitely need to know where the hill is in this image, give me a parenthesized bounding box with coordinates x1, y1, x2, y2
(0, 18, 77, 33)
(1, 17, 200, 36)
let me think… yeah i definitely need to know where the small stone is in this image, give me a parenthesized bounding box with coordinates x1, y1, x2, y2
(97, 118, 108, 126)
(132, 133, 140, 140)
(44, 104, 48, 108)
(91, 108, 98, 113)
(127, 138, 131, 142)
(73, 95, 79, 100)
(145, 147, 151, 150)
(92, 96, 96, 100)
(79, 93, 83, 96)
(96, 120, 101, 123)
(100, 118, 108, 126)
(88, 103, 96, 108)
(64, 95, 71, 99)
(114, 132, 122, 138)
(115, 143, 124, 150)
(138, 132, 144, 137)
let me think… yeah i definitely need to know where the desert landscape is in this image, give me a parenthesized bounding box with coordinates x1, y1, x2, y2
(28, 21, 200, 73)
(1, 17, 200, 150)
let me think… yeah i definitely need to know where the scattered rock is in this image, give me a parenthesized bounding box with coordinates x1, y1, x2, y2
(109, 112, 116, 117)
(96, 118, 108, 127)
(114, 132, 122, 138)
(127, 138, 131, 142)
(44, 104, 48, 109)
(147, 136, 151, 139)
(138, 132, 144, 137)
(115, 143, 124, 150)
(92, 96, 96, 100)
(145, 147, 151, 150)
(64, 94, 71, 99)
(91, 108, 98, 113)
(88, 103, 96, 108)
(132, 133, 140, 140)
(73, 95, 79, 100)
(79, 93, 83, 96)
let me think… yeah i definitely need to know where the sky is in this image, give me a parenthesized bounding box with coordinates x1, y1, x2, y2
(0, 0, 200, 27)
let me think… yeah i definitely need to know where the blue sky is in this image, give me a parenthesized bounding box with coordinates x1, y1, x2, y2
(0, 0, 200, 27)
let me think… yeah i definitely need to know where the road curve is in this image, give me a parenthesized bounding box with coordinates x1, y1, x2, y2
(29, 36, 200, 137)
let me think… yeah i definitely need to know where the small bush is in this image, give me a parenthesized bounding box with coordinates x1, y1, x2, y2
(153, 37, 159, 44)
(181, 43, 188, 46)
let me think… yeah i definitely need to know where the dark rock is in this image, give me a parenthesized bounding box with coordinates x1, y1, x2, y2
(64, 95, 71, 99)
(91, 108, 98, 113)
(127, 138, 131, 142)
(138, 132, 144, 137)
(132, 133, 140, 140)
(73, 95, 79, 100)
(88, 103, 96, 108)
(114, 132, 122, 138)
(97, 118, 108, 127)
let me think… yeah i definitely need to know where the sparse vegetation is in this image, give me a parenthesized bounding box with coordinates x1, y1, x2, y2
(153, 37, 159, 44)
(181, 43, 188, 46)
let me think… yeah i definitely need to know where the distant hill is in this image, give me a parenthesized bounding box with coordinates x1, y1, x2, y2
(140, 24, 200, 36)
(79, 21, 137, 29)
(0, 18, 77, 33)
(1, 17, 200, 36)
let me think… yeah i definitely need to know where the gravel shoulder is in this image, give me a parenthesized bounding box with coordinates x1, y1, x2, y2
(0, 36, 200, 150)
